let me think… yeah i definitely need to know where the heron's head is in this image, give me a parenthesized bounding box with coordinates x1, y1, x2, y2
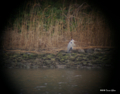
(71, 39, 76, 46)
(71, 39, 76, 43)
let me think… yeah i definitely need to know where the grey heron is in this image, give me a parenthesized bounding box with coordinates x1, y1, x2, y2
(67, 39, 76, 53)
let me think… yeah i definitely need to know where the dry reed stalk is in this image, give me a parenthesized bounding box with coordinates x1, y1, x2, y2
(47, 25, 53, 47)
(53, 21, 59, 47)
(35, 24, 40, 50)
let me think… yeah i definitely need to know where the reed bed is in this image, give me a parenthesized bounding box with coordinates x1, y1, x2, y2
(3, 1, 114, 53)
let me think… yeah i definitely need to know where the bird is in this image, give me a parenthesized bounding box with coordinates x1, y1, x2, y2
(67, 39, 76, 53)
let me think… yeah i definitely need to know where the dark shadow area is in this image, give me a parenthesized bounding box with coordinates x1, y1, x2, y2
(0, 1, 28, 93)
(0, 0, 119, 94)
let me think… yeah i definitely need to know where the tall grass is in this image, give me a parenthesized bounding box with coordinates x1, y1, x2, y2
(3, 1, 114, 53)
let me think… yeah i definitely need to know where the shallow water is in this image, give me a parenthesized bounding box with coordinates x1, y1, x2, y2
(1, 68, 116, 94)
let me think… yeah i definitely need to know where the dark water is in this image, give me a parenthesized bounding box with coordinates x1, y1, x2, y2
(1, 68, 117, 94)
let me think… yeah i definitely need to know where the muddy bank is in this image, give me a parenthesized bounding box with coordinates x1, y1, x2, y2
(1, 48, 115, 69)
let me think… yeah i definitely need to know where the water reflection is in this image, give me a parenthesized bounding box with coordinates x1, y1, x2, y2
(4, 68, 113, 94)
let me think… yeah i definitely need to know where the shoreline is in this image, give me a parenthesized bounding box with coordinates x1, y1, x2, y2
(1, 48, 115, 69)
